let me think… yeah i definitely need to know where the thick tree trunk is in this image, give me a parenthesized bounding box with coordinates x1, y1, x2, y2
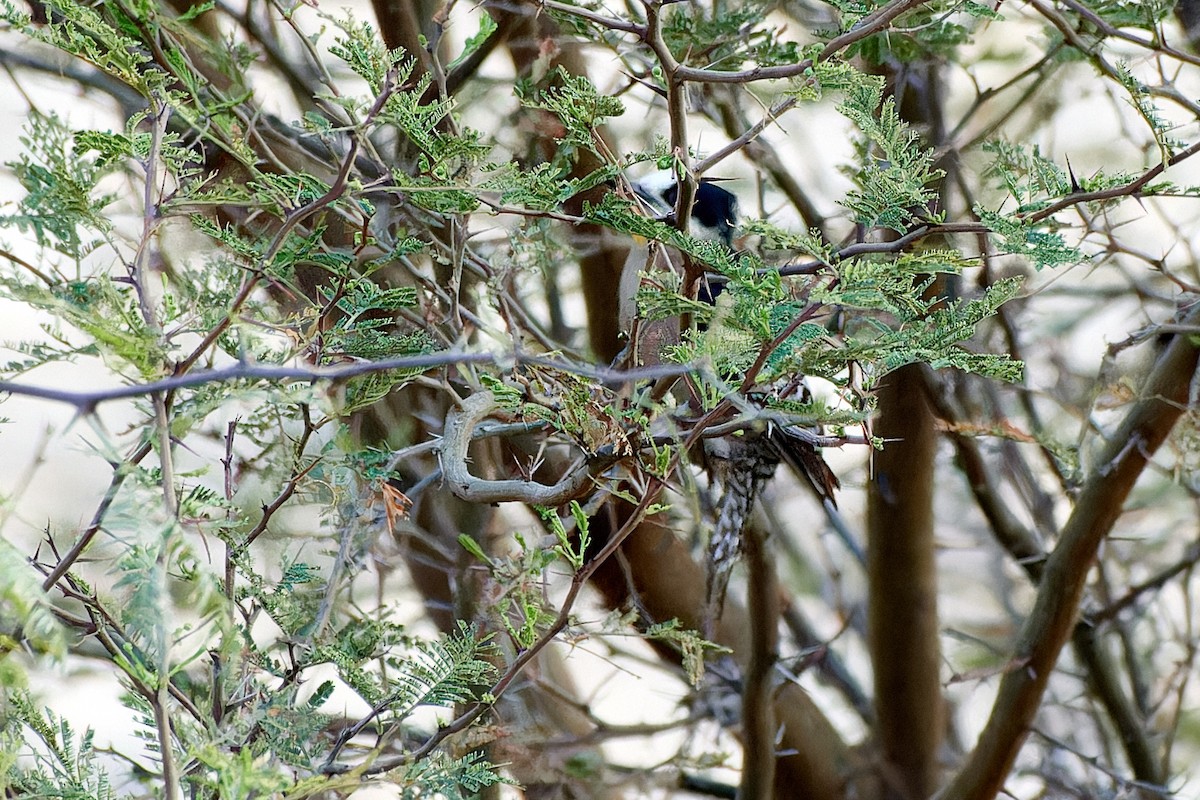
(868, 365, 944, 800)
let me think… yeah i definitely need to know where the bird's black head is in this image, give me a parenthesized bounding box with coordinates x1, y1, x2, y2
(632, 172, 739, 247)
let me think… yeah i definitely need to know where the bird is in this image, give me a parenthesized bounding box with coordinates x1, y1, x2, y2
(620, 170, 840, 623)
(618, 172, 740, 364)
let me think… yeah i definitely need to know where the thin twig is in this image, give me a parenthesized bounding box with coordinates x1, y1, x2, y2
(670, 0, 934, 83)
(40, 441, 154, 591)
(0, 352, 697, 411)
(1093, 539, 1200, 624)
(242, 404, 320, 546)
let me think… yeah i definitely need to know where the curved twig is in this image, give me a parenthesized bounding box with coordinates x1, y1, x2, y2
(439, 390, 618, 506)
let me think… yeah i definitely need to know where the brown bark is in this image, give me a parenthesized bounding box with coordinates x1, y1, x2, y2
(867, 365, 944, 800)
(496, 4, 628, 362)
(928, 369, 1166, 786)
(359, 4, 630, 793)
(740, 514, 779, 800)
(162, 3, 867, 793)
(372, 0, 432, 67)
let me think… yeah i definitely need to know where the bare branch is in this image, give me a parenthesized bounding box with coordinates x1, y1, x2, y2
(0, 352, 698, 411)
(945, 301, 1200, 800)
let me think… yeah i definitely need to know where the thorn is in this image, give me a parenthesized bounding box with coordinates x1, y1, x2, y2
(1065, 155, 1082, 193)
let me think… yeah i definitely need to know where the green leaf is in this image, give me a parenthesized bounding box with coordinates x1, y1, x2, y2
(840, 95, 944, 232)
(976, 207, 1084, 270)
(662, 1, 801, 71)
(458, 534, 492, 565)
(177, 0, 214, 21)
(447, 13, 498, 72)
(0, 541, 66, 660)
(517, 68, 624, 151)
(644, 620, 730, 686)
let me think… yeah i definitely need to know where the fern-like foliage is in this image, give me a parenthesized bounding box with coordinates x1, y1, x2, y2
(662, 1, 801, 70)
(974, 207, 1083, 272)
(1, 111, 121, 261)
(517, 68, 625, 153)
(1, 694, 118, 800)
(383, 623, 499, 719)
(840, 77, 945, 232)
(397, 750, 510, 799)
(0, 541, 65, 661)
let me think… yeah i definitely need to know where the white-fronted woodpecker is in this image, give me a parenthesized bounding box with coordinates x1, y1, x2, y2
(620, 170, 840, 625)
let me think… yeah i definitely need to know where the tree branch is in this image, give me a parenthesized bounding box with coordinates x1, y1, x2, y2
(439, 390, 619, 506)
(944, 301, 1200, 800)
(739, 513, 779, 800)
(0, 352, 695, 411)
